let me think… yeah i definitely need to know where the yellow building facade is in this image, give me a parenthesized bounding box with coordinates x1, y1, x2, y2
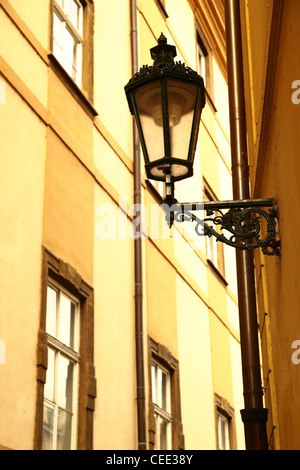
(0, 0, 245, 450)
(240, 0, 300, 450)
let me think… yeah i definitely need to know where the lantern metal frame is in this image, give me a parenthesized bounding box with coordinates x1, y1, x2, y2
(125, 34, 280, 256)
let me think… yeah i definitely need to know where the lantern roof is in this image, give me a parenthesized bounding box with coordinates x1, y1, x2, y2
(125, 33, 206, 114)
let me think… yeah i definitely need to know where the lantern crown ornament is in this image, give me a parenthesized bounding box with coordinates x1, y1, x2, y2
(125, 33, 206, 183)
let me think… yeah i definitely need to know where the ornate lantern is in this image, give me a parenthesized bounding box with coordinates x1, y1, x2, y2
(125, 33, 206, 184)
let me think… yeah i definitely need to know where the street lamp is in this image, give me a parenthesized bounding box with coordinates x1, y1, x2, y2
(125, 34, 280, 256)
(125, 31, 278, 451)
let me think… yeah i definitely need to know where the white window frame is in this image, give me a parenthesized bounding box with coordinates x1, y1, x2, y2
(52, 0, 84, 87)
(42, 280, 80, 450)
(151, 362, 173, 450)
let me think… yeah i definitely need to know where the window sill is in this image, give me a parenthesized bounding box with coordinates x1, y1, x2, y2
(207, 259, 228, 286)
(154, 0, 168, 18)
(48, 53, 98, 119)
(205, 88, 217, 113)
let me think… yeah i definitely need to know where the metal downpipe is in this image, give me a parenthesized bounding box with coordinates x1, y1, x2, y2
(129, 0, 147, 450)
(224, 0, 268, 450)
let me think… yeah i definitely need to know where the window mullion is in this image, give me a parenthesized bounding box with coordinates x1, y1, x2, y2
(47, 335, 81, 362)
(153, 403, 173, 423)
(54, 2, 69, 25)
(66, 21, 83, 43)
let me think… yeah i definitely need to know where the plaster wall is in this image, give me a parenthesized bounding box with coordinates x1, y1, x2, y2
(241, 0, 300, 449)
(0, 79, 46, 449)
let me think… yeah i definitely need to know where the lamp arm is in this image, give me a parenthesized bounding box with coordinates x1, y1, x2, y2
(163, 198, 280, 256)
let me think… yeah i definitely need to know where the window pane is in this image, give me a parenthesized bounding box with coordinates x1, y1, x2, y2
(68, 0, 80, 29)
(160, 419, 168, 450)
(154, 414, 171, 450)
(53, 12, 63, 44)
(57, 355, 74, 411)
(207, 228, 218, 265)
(75, 43, 82, 83)
(157, 368, 168, 410)
(42, 402, 55, 450)
(59, 294, 76, 349)
(157, 368, 162, 407)
(161, 371, 167, 410)
(57, 409, 72, 450)
(152, 364, 170, 411)
(46, 286, 57, 337)
(64, 27, 75, 67)
(134, 82, 165, 164)
(44, 348, 55, 401)
(167, 79, 198, 166)
(151, 365, 156, 404)
(198, 48, 206, 84)
(218, 415, 230, 450)
(53, 2, 83, 85)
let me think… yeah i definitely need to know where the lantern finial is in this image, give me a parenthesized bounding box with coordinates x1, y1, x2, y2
(150, 33, 177, 66)
(158, 32, 167, 44)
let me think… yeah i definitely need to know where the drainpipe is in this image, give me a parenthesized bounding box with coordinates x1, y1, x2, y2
(224, 0, 268, 450)
(130, 0, 147, 450)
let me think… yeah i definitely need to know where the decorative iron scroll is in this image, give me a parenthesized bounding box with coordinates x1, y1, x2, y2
(164, 198, 280, 256)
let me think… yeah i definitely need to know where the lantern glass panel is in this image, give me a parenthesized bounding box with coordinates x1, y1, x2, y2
(134, 81, 165, 163)
(167, 79, 198, 175)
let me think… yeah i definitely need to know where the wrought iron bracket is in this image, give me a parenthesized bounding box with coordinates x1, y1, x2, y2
(162, 197, 280, 256)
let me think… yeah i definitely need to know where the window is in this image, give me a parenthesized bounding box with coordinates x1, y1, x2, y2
(215, 394, 236, 450)
(196, 32, 215, 109)
(197, 33, 209, 87)
(151, 362, 172, 450)
(50, 0, 95, 106)
(203, 182, 225, 277)
(148, 338, 184, 450)
(217, 413, 230, 450)
(52, 0, 84, 87)
(42, 282, 80, 450)
(35, 248, 96, 450)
